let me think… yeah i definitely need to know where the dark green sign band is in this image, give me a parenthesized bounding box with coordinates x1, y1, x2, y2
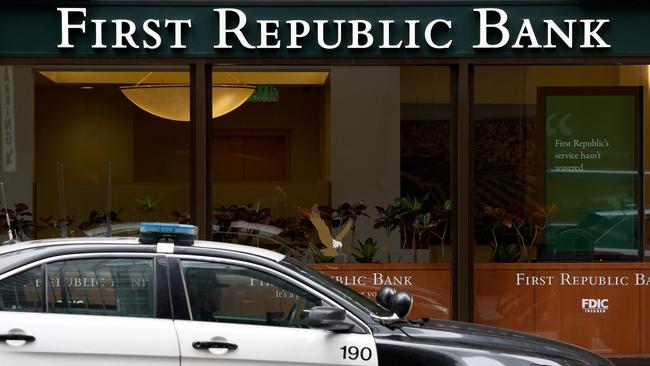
(0, 3, 646, 58)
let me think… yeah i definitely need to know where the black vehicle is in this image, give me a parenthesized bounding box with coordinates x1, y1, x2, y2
(0, 223, 612, 366)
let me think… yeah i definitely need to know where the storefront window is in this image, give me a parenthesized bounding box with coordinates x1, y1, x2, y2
(472, 65, 649, 356)
(33, 68, 190, 238)
(209, 66, 452, 319)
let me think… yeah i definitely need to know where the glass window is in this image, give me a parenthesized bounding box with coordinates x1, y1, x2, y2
(181, 260, 323, 328)
(208, 66, 452, 321)
(472, 65, 649, 357)
(0, 266, 42, 312)
(281, 257, 392, 318)
(47, 258, 154, 318)
(33, 68, 190, 239)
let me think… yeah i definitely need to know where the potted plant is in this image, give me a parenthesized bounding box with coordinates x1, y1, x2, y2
(333, 201, 369, 262)
(373, 203, 400, 263)
(352, 237, 379, 263)
(477, 203, 556, 263)
(416, 199, 452, 262)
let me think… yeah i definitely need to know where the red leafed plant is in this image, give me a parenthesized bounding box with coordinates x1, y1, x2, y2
(480, 203, 556, 262)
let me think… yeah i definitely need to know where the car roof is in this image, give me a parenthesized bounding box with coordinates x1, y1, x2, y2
(0, 237, 286, 262)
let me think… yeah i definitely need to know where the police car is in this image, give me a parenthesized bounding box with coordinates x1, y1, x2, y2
(0, 223, 612, 366)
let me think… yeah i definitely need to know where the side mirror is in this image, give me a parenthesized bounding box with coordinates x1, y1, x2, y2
(307, 306, 354, 332)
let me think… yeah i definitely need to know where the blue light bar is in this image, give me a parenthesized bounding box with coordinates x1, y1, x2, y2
(139, 222, 197, 245)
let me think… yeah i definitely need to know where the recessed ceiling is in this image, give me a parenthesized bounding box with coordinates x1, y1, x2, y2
(38, 71, 329, 85)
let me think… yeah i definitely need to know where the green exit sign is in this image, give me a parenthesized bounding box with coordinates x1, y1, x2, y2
(249, 85, 279, 102)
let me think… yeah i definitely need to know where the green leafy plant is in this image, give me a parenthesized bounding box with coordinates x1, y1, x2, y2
(352, 237, 379, 263)
(136, 196, 158, 214)
(493, 242, 521, 263)
(374, 196, 451, 263)
(307, 242, 335, 263)
(373, 204, 400, 262)
(333, 201, 369, 262)
(417, 199, 452, 260)
(394, 197, 422, 262)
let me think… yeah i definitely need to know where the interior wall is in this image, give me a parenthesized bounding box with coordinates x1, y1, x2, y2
(211, 85, 328, 218)
(400, 66, 451, 104)
(474, 66, 622, 105)
(35, 82, 328, 226)
(329, 66, 401, 261)
(0, 66, 34, 226)
(34, 82, 188, 226)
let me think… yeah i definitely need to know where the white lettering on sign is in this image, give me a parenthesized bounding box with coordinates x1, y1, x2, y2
(581, 298, 608, 313)
(373, 273, 414, 286)
(327, 272, 414, 287)
(213, 8, 256, 49)
(286, 20, 310, 49)
(0, 66, 15, 173)
(58, 7, 87, 48)
(636, 273, 650, 285)
(57, 7, 191, 50)
(213, 10, 451, 51)
(165, 19, 192, 49)
(424, 19, 453, 49)
(473, 8, 610, 49)
(56, 7, 611, 52)
(543, 20, 576, 48)
(349, 20, 374, 49)
(474, 8, 509, 48)
(257, 20, 281, 49)
(513, 272, 650, 287)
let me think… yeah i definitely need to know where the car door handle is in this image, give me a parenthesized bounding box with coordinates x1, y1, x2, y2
(192, 341, 238, 350)
(0, 334, 35, 343)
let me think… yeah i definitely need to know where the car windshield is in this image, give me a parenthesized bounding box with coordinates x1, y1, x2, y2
(281, 257, 393, 318)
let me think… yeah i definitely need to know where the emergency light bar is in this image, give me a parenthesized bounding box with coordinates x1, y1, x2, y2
(139, 222, 197, 246)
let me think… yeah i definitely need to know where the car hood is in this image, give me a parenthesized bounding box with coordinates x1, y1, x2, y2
(395, 319, 612, 366)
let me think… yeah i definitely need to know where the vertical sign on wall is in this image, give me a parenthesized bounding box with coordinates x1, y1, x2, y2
(0, 65, 16, 172)
(541, 87, 641, 261)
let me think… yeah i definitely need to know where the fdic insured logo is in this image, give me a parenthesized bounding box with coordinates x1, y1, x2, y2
(581, 298, 608, 313)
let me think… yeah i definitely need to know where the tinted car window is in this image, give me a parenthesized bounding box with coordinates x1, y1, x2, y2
(47, 258, 154, 318)
(282, 257, 393, 318)
(181, 260, 322, 328)
(0, 266, 42, 312)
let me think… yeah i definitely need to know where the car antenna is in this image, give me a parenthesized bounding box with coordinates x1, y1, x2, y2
(57, 162, 68, 238)
(106, 161, 112, 237)
(0, 182, 17, 244)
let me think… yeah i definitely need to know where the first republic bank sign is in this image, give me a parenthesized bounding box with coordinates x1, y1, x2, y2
(55, 7, 611, 53)
(1, 3, 646, 58)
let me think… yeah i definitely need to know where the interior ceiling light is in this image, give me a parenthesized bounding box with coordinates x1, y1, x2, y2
(120, 84, 255, 121)
(119, 72, 255, 122)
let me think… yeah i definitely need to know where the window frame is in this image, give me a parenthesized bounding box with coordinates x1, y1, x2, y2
(170, 254, 371, 334)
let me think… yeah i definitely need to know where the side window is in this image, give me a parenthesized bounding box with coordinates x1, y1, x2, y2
(47, 258, 154, 318)
(0, 266, 42, 312)
(181, 260, 323, 328)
